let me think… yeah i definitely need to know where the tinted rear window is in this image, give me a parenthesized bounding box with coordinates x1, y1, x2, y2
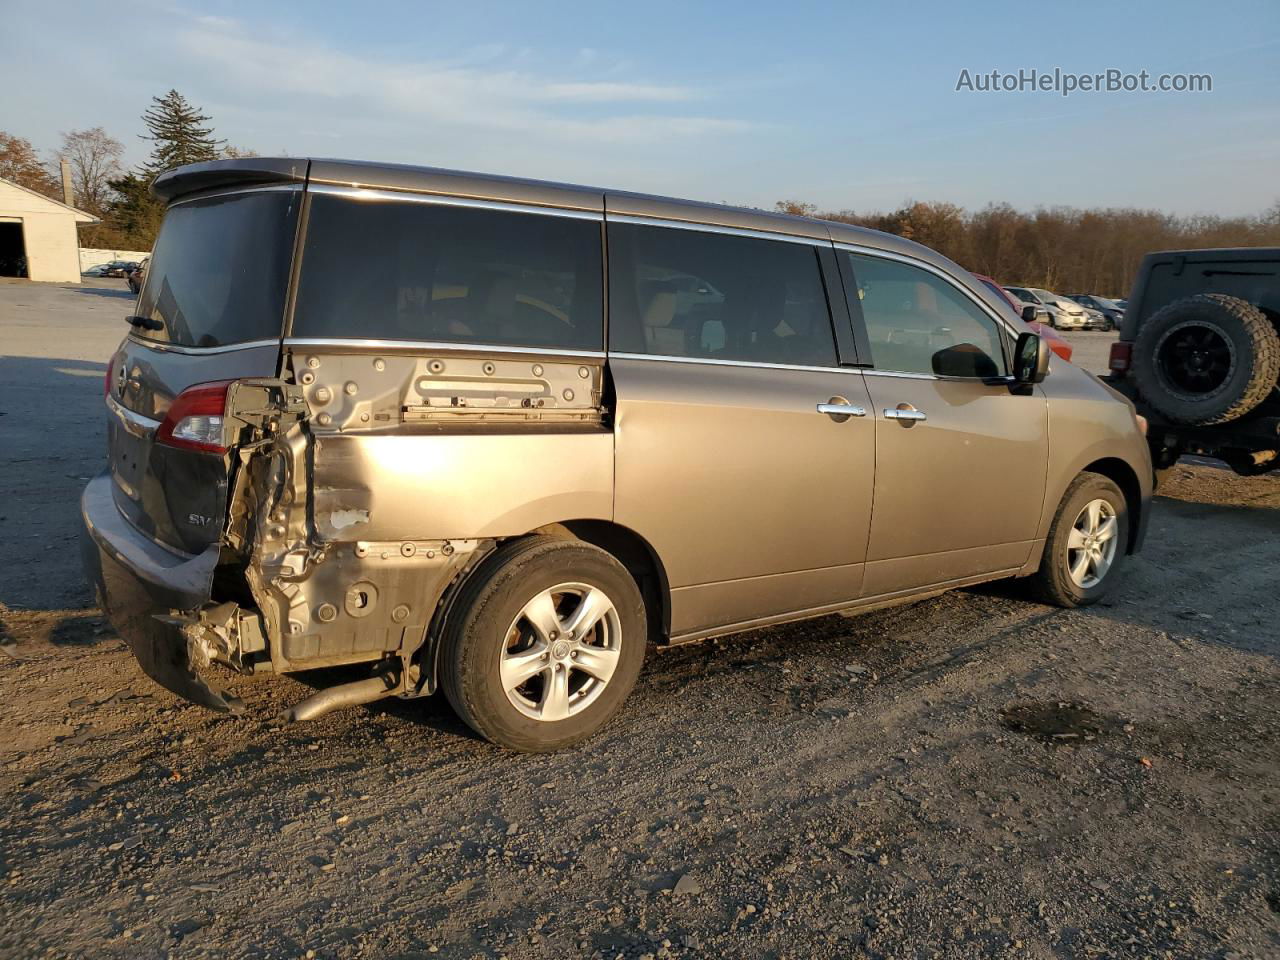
(134, 190, 299, 347)
(292, 194, 604, 351)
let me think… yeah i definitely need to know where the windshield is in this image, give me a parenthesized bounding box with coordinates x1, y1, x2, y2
(1030, 289, 1061, 303)
(134, 190, 300, 347)
(1006, 287, 1036, 302)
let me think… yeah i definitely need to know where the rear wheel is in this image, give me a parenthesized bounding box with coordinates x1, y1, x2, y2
(1030, 473, 1129, 608)
(440, 536, 647, 752)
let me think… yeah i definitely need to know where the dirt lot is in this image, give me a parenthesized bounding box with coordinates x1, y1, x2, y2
(1, 281, 1277, 960)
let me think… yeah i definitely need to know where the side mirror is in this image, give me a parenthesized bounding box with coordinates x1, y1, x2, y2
(1013, 331, 1050, 384)
(1020, 304, 1038, 323)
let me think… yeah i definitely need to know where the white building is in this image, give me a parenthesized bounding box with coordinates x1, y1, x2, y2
(0, 177, 99, 282)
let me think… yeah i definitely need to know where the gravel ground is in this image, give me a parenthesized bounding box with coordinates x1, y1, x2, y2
(1, 281, 1277, 960)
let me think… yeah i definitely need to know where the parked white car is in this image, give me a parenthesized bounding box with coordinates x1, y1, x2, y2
(1004, 287, 1088, 330)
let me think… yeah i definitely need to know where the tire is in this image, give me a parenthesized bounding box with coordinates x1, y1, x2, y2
(439, 536, 647, 752)
(1132, 294, 1280, 425)
(1029, 473, 1130, 608)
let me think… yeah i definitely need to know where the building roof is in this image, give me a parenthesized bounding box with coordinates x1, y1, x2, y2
(0, 177, 100, 223)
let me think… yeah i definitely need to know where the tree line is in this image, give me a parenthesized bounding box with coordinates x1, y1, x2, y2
(0, 90, 252, 249)
(776, 198, 1280, 297)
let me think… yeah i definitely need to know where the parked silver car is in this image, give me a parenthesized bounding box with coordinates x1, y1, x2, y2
(81, 158, 1152, 751)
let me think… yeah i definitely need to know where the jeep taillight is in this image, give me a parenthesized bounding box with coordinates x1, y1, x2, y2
(1108, 341, 1133, 375)
(156, 381, 233, 454)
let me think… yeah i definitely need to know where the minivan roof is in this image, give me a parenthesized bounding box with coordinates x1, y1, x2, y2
(151, 156, 951, 271)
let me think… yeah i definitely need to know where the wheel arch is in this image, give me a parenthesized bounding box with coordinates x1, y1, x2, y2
(1080, 456, 1143, 554)
(531, 519, 672, 644)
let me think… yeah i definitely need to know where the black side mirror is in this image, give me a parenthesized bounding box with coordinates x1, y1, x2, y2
(931, 342, 1001, 378)
(1021, 304, 1038, 323)
(1013, 331, 1050, 384)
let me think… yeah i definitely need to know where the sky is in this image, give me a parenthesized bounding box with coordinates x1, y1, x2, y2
(3, 0, 1278, 216)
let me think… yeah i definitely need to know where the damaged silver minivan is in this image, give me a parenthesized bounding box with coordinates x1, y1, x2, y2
(81, 158, 1152, 751)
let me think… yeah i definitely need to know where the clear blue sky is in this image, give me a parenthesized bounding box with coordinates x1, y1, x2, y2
(3, 0, 1277, 215)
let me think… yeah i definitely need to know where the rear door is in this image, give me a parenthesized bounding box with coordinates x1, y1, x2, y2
(106, 187, 299, 556)
(837, 249, 1049, 597)
(607, 219, 876, 638)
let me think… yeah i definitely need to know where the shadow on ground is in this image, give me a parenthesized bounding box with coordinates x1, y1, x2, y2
(62, 285, 135, 300)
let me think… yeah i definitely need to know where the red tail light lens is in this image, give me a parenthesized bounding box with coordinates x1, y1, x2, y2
(1108, 341, 1133, 375)
(104, 354, 116, 398)
(156, 381, 233, 454)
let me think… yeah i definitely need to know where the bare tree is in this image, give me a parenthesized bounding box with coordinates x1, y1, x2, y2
(0, 131, 59, 197)
(222, 144, 260, 159)
(54, 127, 124, 214)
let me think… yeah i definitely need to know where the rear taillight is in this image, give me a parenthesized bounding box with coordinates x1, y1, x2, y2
(156, 381, 233, 454)
(1108, 341, 1133, 375)
(104, 354, 115, 398)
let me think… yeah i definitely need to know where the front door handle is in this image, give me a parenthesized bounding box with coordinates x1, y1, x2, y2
(884, 406, 927, 422)
(817, 398, 867, 422)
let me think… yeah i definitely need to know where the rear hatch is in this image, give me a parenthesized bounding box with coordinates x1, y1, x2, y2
(106, 187, 301, 555)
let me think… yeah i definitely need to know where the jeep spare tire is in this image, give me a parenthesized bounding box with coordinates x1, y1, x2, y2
(1133, 294, 1280, 425)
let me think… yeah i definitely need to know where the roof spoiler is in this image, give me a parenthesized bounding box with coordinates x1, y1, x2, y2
(151, 157, 310, 203)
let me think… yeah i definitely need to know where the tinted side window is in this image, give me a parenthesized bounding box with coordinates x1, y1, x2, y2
(294, 194, 603, 351)
(846, 253, 1008, 377)
(608, 223, 837, 367)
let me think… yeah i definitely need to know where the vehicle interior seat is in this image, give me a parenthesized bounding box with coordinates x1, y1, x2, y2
(640, 282, 683, 355)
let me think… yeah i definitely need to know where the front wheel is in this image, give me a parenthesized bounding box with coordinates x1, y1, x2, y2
(439, 536, 647, 752)
(1029, 473, 1129, 607)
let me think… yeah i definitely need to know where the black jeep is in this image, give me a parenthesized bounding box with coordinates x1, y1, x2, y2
(1106, 247, 1280, 477)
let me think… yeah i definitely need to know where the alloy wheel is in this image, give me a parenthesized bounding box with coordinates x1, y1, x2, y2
(500, 583, 622, 721)
(1155, 320, 1235, 398)
(1066, 499, 1119, 589)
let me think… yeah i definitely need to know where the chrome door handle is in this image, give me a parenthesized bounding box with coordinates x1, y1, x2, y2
(884, 408, 927, 422)
(816, 401, 867, 418)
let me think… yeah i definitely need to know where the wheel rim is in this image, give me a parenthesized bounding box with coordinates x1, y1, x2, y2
(1066, 499, 1119, 589)
(1154, 320, 1235, 399)
(500, 582, 622, 722)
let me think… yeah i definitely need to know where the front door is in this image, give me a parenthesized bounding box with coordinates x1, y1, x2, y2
(608, 220, 876, 638)
(839, 250, 1049, 597)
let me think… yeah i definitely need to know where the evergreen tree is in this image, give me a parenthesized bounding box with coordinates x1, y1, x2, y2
(105, 172, 165, 249)
(141, 90, 223, 175)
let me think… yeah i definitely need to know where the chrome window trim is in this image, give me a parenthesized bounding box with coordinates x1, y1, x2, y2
(860, 368, 937, 381)
(126, 334, 281, 355)
(284, 337, 606, 359)
(607, 351, 854, 376)
(105, 393, 162, 431)
(167, 184, 302, 208)
(605, 213, 827, 247)
(307, 183, 603, 221)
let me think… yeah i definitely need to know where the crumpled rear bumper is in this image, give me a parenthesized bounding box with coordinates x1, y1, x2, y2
(79, 471, 243, 713)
